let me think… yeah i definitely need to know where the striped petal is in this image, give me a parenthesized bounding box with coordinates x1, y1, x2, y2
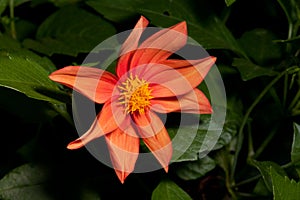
(49, 66, 118, 104)
(67, 101, 126, 149)
(150, 88, 212, 114)
(159, 56, 216, 87)
(150, 57, 216, 96)
(116, 16, 149, 78)
(128, 21, 187, 70)
(133, 111, 172, 172)
(105, 126, 139, 183)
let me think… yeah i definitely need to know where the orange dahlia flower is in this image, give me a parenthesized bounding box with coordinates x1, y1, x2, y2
(49, 16, 216, 183)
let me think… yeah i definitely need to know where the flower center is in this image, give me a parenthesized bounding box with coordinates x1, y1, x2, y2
(118, 74, 153, 114)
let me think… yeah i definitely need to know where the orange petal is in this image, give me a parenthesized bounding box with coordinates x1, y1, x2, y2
(116, 16, 149, 78)
(128, 21, 187, 70)
(150, 88, 212, 114)
(146, 57, 216, 97)
(133, 111, 172, 172)
(159, 56, 216, 87)
(126, 63, 193, 97)
(105, 126, 139, 183)
(67, 101, 126, 149)
(49, 66, 118, 104)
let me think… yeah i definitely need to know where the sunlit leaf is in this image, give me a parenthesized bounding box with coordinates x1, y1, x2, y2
(232, 58, 279, 81)
(291, 123, 300, 176)
(151, 179, 192, 200)
(270, 167, 300, 200)
(251, 160, 287, 192)
(175, 156, 216, 180)
(0, 164, 51, 200)
(0, 50, 68, 103)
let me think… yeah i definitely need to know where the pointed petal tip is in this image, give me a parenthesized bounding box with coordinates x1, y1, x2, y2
(115, 170, 130, 184)
(48, 73, 54, 80)
(48, 70, 60, 81)
(139, 15, 149, 23)
(164, 165, 169, 173)
(210, 56, 217, 63)
(136, 15, 149, 28)
(48, 66, 79, 81)
(66, 139, 84, 150)
(171, 21, 187, 34)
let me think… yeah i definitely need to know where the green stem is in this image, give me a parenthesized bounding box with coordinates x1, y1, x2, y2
(221, 6, 231, 24)
(247, 121, 255, 159)
(291, 109, 300, 116)
(283, 73, 288, 107)
(288, 89, 300, 110)
(230, 68, 295, 183)
(252, 125, 279, 159)
(233, 174, 261, 187)
(9, 0, 16, 39)
(282, 158, 300, 169)
(293, 100, 300, 111)
(286, 23, 293, 53)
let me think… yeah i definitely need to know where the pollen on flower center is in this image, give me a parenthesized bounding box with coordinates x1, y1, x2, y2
(118, 74, 153, 114)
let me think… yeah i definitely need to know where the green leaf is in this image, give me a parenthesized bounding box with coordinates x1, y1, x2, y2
(170, 97, 241, 162)
(49, 0, 82, 7)
(23, 6, 116, 56)
(251, 160, 287, 192)
(291, 123, 300, 176)
(0, 34, 21, 49)
(175, 156, 216, 180)
(170, 116, 229, 162)
(151, 179, 192, 200)
(169, 116, 221, 162)
(0, 0, 8, 16)
(0, 50, 68, 103)
(0, 87, 59, 122)
(238, 29, 283, 65)
(86, 0, 247, 56)
(232, 58, 279, 81)
(253, 178, 272, 197)
(276, 0, 300, 24)
(80, 187, 101, 200)
(0, 35, 56, 72)
(14, 0, 31, 7)
(270, 167, 300, 200)
(0, 164, 51, 200)
(225, 0, 236, 6)
(15, 19, 37, 41)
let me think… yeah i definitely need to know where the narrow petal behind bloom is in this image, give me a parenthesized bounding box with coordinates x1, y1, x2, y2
(49, 16, 216, 183)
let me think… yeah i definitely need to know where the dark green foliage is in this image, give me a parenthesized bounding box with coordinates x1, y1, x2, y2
(0, 0, 300, 199)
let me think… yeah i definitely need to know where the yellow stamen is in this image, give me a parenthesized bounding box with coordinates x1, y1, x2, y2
(118, 74, 153, 114)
